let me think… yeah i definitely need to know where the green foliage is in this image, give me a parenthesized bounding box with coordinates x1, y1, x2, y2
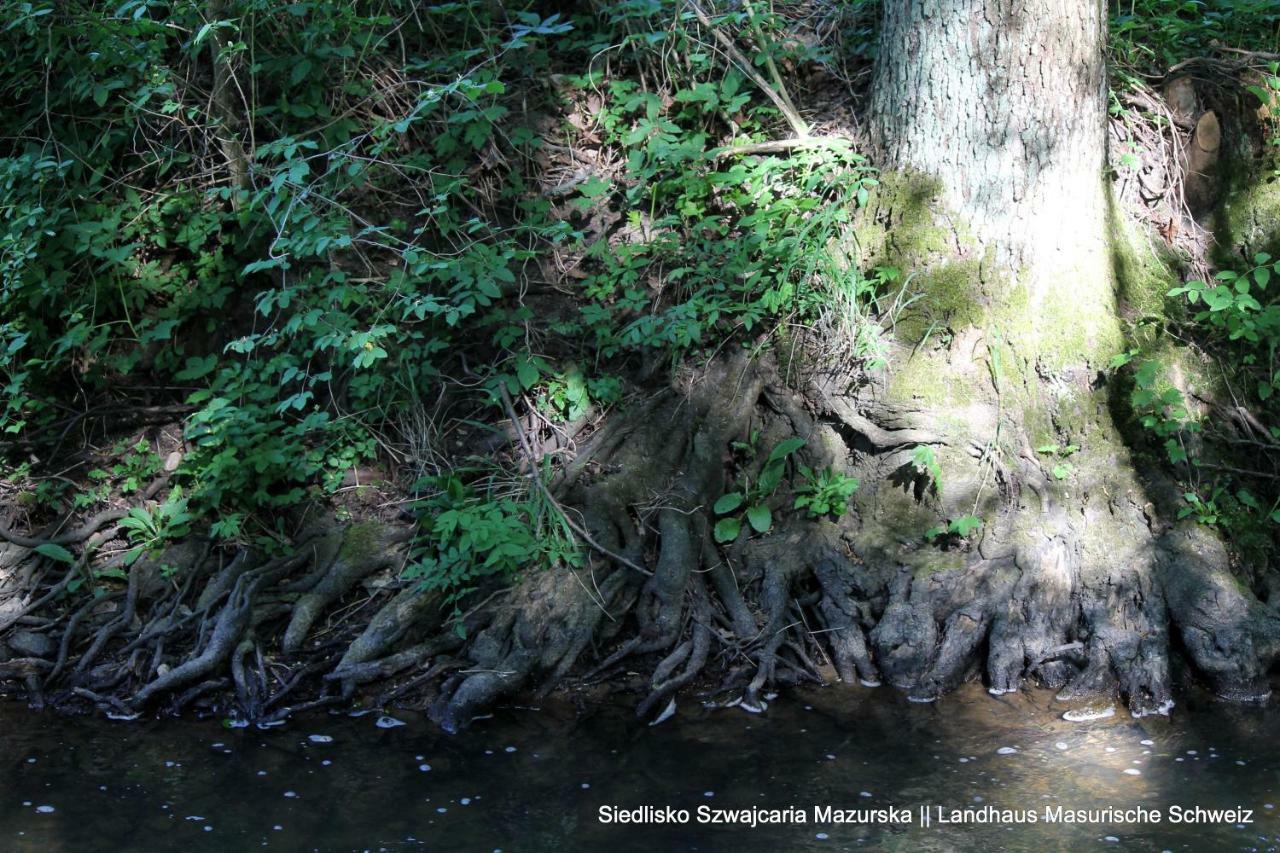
(793, 466, 860, 519)
(1128, 358, 1198, 465)
(403, 470, 580, 619)
(925, 515, 982, 543)
(1035, 443, 1080, 480)
(1252, 63, 1280, 179)
(713, 437, 804, 542)
(118, 489, 194, 567)
(0, 0, 913, 608)
(0, 0, 586, 522)
(911, 446, 942, 495)
(1110, 1, 1280, 79)
(1127, 246, 1280, 556)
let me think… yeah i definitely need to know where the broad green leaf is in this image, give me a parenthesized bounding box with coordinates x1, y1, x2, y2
(766, 437, 805, 464)
(713, 492, 744, 514)
(35, 543, 75, 564)
(745, 504, 772, 533)
(713, 517, 741, 543)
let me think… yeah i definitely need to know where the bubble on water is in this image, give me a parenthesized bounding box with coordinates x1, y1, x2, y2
(958, 758, 969, 763)
(816, 833, 829, 840)
(1236, 760, 1247, 766)
(1140, 739, 1154, 746)
(460, 798, 471, 806)
(1105, 747, 1117, 753)
(436, 807, 447, 814)
(35, 806, 54, 814)
(860, 792, 872, 798)
(211, 743, 224, 749)
(1104, 837, 1119, 843)
(504, 746, 517, 753)
(1123, 768, 1141, 776)
(704, 791, 714, 798)
(321, 760, 332, 766)
(203, 827, 212, 833)
(419, 764, 431, 772)
(997, 747, 1018, 755)
(375, 716, 406, 729)
(415, 755, 424, 761)
(825, 754, 836, 760)
(26, 758, 35, 764)
(308, 735, 333, 744)
(1187, 750, 1197, 755)
(185, 816, 205, 821)
(256, 771, 267, 777)
(273, 826, 283, 831)
(1054, 742, 1069, 751)
(284, 791, 298, 798)
(581, 783, 590, 789)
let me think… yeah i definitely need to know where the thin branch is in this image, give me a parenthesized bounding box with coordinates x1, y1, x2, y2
(684, 0, 809, 138)
(497, 387, 653, 577)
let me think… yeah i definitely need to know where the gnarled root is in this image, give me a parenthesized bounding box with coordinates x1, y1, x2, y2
(4, 353, 1280, 728)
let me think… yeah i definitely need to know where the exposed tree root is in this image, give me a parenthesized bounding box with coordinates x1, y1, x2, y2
(2, 352, 1279, 729)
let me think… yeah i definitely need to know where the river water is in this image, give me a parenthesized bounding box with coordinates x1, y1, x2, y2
(2, 683, 1278, 852)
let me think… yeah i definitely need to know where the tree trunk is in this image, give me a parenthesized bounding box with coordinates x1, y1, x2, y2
(850, 0, 1280, 715)
(871, 0, 1115, 361)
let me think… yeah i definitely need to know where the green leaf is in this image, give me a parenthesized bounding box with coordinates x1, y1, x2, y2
(713, 517, 742, 543)
(948, 515, 982, 537)
(745, 504, 772, 534)
(766, 437, 805, 464)
(516, 360, 539, 390)
(713, 492, 744, 514)
(35, 543, 75, 564)
(757, 462, 783, 495)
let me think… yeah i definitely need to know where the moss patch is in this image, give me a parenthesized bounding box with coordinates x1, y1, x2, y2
(339, 520, 385, 563)
(1214, 174, 1280, 264)
(893, 258, 988, 343)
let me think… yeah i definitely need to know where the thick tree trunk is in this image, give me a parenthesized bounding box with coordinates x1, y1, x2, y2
(852, 0, 1280, 716)
(871, 0, 1114, 355)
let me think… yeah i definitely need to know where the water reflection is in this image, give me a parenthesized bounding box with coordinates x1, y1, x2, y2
(1, 683, 1278, 851)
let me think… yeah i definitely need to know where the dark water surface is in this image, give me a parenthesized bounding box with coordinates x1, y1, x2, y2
(3, 683, 1279, 852)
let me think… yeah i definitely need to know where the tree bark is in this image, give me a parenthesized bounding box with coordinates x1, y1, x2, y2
(871, 0, 1114, 354)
